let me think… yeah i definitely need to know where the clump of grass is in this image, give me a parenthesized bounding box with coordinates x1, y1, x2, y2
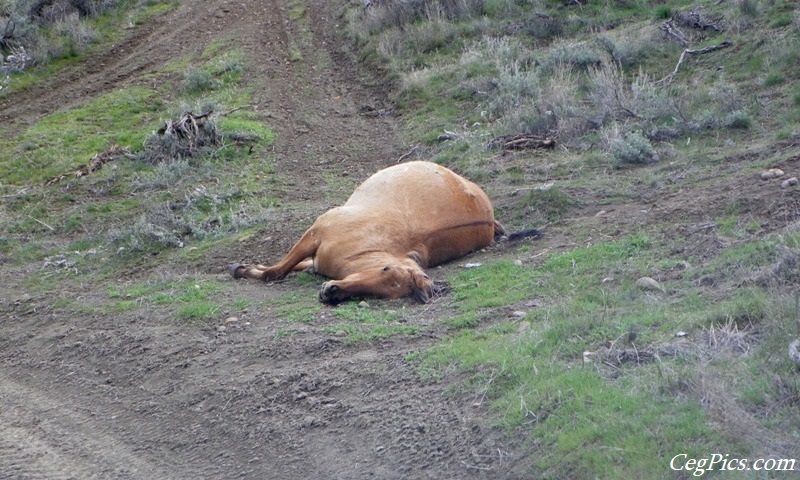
(764, 70, 785, 87)
(520, 186, 576, 223)
(654, 6, 672, 20)
(739, 0, 759, 17)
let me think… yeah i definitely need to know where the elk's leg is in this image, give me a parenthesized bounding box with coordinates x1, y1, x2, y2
(293, 259, 315, 273)
(231, 229, 320, 281)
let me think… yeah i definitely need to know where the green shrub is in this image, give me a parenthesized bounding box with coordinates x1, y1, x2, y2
(739, 0, 758, 17)
(544, 41, 603, 72)
(654, 6, 672, 19)
(769, 14, 792, 28)
(610, 130, 657, 164)
(181, 67, 215, 94)
(723, 110, 751, 129)
(763, 70, 785, 87)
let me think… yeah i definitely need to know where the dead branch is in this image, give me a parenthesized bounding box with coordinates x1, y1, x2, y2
(1, 187, 29, 198)
(673, 10, 723, 33)
(145, 107, 259, 163)
(658, 41, 732, 85)
(45, 145, 133, 186)
(660, 20, 690, 46)
(396, 144, 420, 163)
(488, 134, 556, 153)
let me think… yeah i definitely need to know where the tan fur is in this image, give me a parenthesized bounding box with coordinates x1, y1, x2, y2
(231, 161, 502, 303)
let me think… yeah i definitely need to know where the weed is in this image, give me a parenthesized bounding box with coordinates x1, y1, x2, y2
(520, 187, 575, 223)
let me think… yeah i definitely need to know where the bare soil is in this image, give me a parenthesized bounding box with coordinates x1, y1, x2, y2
(2, 0, 800, 478)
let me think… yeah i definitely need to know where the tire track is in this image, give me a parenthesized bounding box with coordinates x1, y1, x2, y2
(0, 373, 170, 479)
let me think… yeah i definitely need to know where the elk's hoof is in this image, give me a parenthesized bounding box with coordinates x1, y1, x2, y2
(229, 263, 245, 279)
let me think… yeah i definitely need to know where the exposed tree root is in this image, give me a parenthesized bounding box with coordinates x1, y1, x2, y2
(488, 133, 557, 153)
(45, 145, 133, 186)
(658, 41, 733, 85)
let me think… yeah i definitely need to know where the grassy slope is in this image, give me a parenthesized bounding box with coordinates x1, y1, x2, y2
(347, 0, 800, 477)
(1, 0, 799, 478)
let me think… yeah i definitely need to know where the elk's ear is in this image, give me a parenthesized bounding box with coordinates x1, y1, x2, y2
(410, 270, 434, 303)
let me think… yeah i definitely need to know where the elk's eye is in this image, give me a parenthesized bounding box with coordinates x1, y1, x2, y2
(382, 266, 391, 272)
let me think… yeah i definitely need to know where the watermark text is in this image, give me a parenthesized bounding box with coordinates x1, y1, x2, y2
(671, 453, 796, 477)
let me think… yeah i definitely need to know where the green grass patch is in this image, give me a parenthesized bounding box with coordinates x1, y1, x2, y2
(0, 86, 162, 185)
(107, 278, 237, 322)
(410, 231, 800, 476)
(322, 303, 419, 342)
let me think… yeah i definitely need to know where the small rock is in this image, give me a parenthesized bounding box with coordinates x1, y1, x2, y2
(358, 301, 369, 308)
(295, 392, 308, 401)
(510, 310, 527, 318)
(789, 339, 800, 365)
(224, 316, 239, 324)
(582, 351, 594, 364)
(698, 276, 716, 287)
(675, 331, 688, 337)
(513, 259, 523, 266)
(334, 330, 348, 337)
(464, 263, 482, 268)
(636, 276, 663, 292)
(301, 416, 320, 428)
(16, 294, 32, 304)
(781, 177, 798, 189)
(216, 325, 227, 333)
(760, 168, 784, 180)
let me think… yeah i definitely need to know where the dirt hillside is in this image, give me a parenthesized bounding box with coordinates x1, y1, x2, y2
(0, 0, 537, 478)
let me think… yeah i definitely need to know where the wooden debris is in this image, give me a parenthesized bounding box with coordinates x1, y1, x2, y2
(143, 107, 256, 163)
(488, 133, 556, 153)
(660, 20, 691, 46)
(658, 41, 732, 85)
(45, 145, 133, 186)
(395, 144, 420, 163)
(673, 9, 723, 33)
